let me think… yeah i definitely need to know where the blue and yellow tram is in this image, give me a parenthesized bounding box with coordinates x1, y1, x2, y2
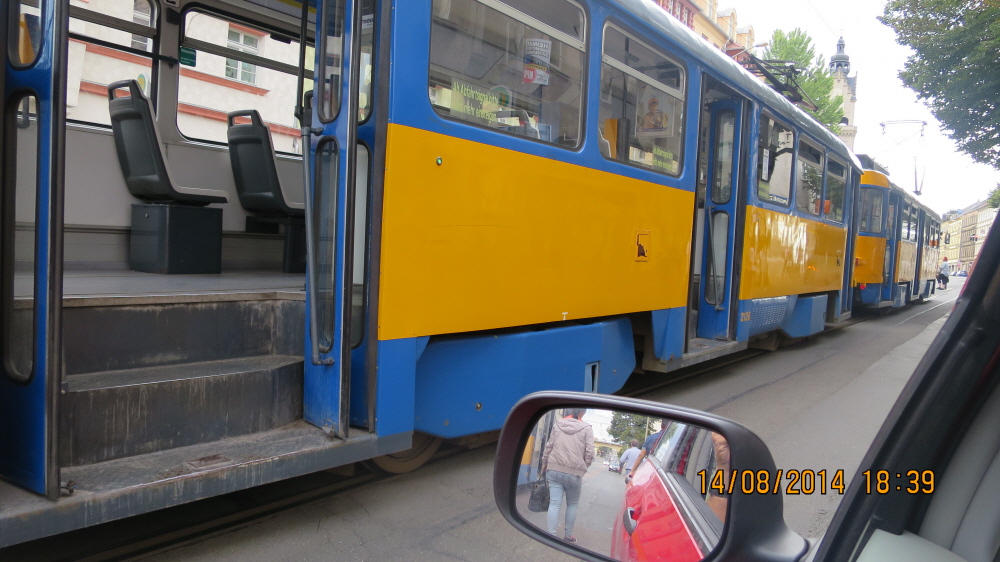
(853, 168, 941, 308)
(0, 0, 930, 546)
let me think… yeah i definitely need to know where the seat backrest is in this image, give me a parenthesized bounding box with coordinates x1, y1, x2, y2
(226, 109, 298, 216)
(107, 80, 183, 203)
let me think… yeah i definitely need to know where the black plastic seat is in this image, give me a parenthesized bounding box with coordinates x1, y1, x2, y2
(107, 80, 228, 206)
(226, 109, 304, 217)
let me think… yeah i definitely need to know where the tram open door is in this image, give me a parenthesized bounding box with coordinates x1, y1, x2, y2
(0, 0, 67, 498)
(689, 80, 748, 346)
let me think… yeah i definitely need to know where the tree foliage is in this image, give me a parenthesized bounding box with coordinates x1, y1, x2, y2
(607, 412, 652, 447)
(988, 184, 1000, 208)
(880, 1, 1000, 169)
(761, 28, 845, 132)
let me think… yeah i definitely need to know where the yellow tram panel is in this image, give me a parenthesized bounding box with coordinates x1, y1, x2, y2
(921, 244, 939, 281)
(896, 241, 918, 283)
(377, 124, 695, 341)
(740, 206, 848, 301)
(853, 236, 886, 285)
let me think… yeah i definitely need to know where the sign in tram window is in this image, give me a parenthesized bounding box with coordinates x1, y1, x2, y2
(598, 26, 685, 175)
(757, 115, 793, 206)
(825, 158, 847, 223)
(428, 0, 586, 147)
(795, 141, 824, 217)
(859, 187, 883, 234)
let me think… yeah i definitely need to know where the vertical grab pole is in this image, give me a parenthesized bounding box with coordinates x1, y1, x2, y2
(296, 0, 332, 367)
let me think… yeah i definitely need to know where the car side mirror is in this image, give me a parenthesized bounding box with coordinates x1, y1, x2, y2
(493, 391, 808, 562)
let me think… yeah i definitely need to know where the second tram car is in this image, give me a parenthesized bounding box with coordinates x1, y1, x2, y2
(0, 0, 939, 546)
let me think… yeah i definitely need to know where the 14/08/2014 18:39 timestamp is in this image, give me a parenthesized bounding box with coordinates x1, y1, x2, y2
(696, 469, 936, 496)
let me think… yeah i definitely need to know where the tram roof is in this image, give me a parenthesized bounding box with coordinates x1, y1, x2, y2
(617, 0, 861, 169)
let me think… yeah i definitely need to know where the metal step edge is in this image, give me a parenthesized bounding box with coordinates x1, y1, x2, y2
(66, 354, 304, 392)
(0, 422, 407, 549)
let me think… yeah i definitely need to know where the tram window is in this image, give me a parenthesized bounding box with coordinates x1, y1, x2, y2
(10, 0, 44, 67)
(317, 0, 375, 123)
(756, 115, 793, 206)
(598, 25, 686, 175)
(3, 95, 39, 382)
(179, 11, 314, 154)
(825, 158, 847, 223)
(315, 139, 339, 352)
(351, 145, 369, 348)
(902, 204, 912, 241)
(859, 187, 883, 234)
(795, 141, 823, 216)
(427, 0, 586, 147)
(711, 110, 735, 203)
(65, 0, 156, 127)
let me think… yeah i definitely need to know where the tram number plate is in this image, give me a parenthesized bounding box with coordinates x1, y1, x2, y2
(739, 312, 751, 322)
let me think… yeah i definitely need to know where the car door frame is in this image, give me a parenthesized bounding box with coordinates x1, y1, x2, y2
(812, 217, 1000, 561)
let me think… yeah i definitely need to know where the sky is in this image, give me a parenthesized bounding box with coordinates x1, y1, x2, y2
(731, 0, 998, 215)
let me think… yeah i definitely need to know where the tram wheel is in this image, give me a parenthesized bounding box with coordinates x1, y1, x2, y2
(367, 433, 443, 474)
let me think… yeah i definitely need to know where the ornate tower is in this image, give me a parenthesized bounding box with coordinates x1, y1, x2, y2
(829, 37, 857, 151)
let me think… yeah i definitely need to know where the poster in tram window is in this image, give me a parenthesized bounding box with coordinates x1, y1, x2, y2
(523, 38, 551, 86)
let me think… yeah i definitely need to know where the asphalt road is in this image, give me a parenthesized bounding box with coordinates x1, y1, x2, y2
(139, 281, 963, 562)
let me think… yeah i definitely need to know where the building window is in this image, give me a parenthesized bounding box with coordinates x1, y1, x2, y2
(226, 29, 259, 84)
(131, 0, 152, 52)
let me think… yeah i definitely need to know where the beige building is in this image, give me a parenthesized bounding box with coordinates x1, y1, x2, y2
(942, 218, 962, 271)
(653, 0, 758, 61)
(952, 202, 997, 273)
(829, 38, 857, 150)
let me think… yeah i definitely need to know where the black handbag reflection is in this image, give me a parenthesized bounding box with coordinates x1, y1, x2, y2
(527, 472, 550, 512)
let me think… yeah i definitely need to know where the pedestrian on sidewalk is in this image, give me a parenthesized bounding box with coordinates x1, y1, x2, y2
(619, 440, 641, 478)
(540, 408, 595, 544)
(937, 257, 950, 290)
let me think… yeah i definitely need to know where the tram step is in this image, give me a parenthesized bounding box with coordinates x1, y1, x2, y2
(60, 354, 303, 467)
(63, 296, 303, 375)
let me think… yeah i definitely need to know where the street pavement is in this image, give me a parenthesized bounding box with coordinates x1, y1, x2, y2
(141, 280, 963, 561)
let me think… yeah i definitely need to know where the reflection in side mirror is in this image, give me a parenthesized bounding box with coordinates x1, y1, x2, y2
(513, 407, 728, 562)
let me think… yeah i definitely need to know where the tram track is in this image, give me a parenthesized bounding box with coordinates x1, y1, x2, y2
(2, 297, 954, 562)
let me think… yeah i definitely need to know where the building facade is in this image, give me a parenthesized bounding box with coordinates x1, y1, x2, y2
(942, 218, 962, 272)
(956, 202, 997, 273)
(653, 0, 757, 61)
(829, 37, 857, 151)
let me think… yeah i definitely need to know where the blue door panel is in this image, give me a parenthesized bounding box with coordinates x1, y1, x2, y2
(697, 100, 743, 340)
(0, 0, 63, 496)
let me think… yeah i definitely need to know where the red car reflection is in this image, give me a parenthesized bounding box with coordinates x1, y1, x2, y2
(611, 424, 726, 562)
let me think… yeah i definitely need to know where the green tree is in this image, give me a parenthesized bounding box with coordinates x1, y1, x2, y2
(988, 184, 1000, 208)
(761, 29, 845, 132)
(607, 412, 652, 447)
(880, 1, 1000, 168)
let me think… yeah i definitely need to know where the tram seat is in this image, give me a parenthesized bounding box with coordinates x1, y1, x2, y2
(107, 80, 229, 205)
(108, 79, 226, 274)
(226, 109, 306, 273)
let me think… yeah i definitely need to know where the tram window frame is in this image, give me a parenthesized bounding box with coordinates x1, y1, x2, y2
(597, 23, 687, 176)
(794, 139, 824, 217)
(824, 157, 848, 224)
(177, 8, 314, 155)
(858, 187, 883, 234)
(426, 0, 589, 149)
(65, 0, 159, 128)
(756, 113, 794, 208)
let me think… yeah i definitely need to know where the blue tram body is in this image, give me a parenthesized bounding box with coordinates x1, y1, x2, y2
(0, 0, 938, 547)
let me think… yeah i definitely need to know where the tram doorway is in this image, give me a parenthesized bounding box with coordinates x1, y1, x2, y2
(687, 78, 748, 348)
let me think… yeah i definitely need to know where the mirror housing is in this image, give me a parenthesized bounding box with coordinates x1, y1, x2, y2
(494, 391, 808, 562)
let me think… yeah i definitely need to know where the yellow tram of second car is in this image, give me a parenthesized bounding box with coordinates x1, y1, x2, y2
(853, 168, 941, 309)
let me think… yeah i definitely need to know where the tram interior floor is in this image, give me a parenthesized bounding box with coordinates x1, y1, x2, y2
(14, 269, 305, 300)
